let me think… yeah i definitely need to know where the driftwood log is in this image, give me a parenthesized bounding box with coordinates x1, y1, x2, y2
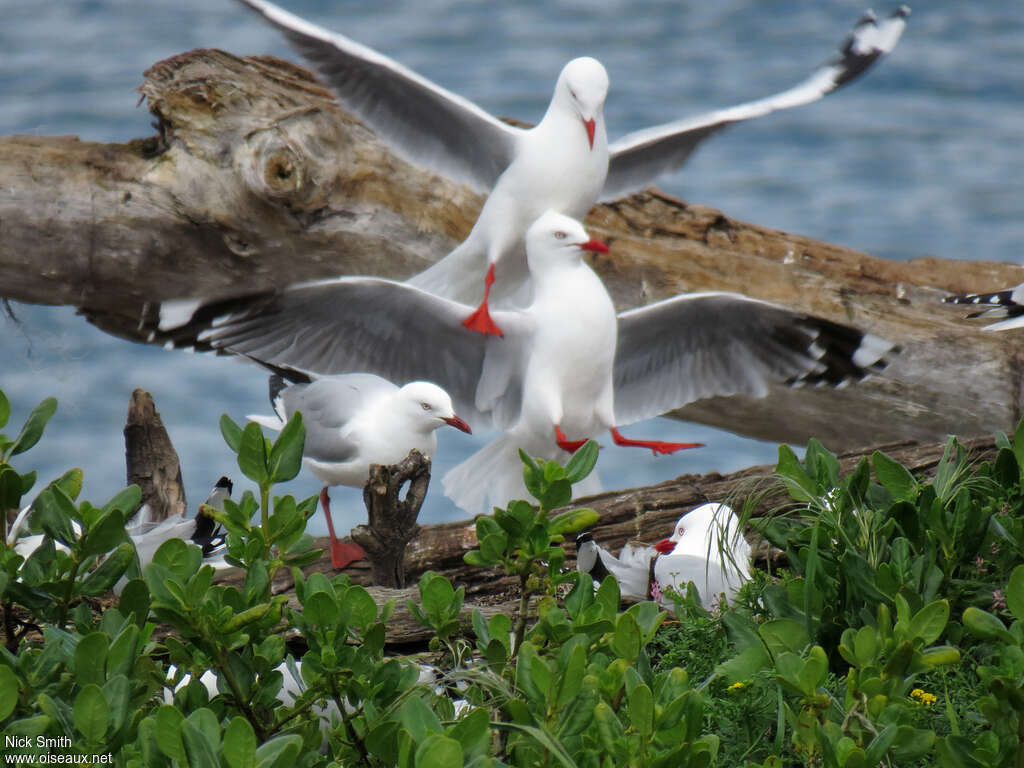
(2, 49, 1023, 451)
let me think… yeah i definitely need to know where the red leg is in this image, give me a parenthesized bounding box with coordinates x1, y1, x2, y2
(609, 427, 703, 456)
(320, 487, 365, 570)
(555, 425, 588, 454)
(461, 264, 504, 337)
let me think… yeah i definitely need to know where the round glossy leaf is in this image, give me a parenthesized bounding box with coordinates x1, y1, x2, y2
(0, 665, 19, 722)
(414, 734, 463, 768)
(73, 684, 109, 742)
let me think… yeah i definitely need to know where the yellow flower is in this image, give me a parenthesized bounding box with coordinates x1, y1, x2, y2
(910, 689, 936, 705)
(728, 681, 745, 691)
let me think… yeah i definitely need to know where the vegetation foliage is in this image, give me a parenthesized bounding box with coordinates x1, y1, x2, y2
(1, 386, 1023, 766)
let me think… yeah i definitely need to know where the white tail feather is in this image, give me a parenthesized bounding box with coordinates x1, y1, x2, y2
(443, 433, 602, 516)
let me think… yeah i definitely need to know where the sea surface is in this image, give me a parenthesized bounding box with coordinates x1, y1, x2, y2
(2, 1, 1023, 535)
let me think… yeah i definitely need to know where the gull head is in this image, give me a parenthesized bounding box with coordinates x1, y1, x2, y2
(525, 211, 609, 273)
(398, 382, 472, 435)
(555, 57, 609, 148)
(654, 503, 744, 560)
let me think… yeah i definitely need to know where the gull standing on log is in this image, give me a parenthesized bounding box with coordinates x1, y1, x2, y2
(247, 373, 471, 568)
(235, 0, 910, 335)
(151, 211, 897, 515)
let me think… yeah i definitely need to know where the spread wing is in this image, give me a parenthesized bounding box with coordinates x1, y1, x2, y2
(237, 0, 521, 192)
(612, 292, 896, 425)
(601, 7, 909, 201)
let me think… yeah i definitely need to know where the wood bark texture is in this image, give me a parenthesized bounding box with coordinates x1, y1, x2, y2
(351, 449, 431, 588)
(2, 49, 1022, 450)
(124, 388, 187, 523)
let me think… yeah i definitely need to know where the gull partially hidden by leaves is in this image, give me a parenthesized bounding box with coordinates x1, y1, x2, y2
(577, 503, 751, 611)
(248, 373, 471, 569)
(236, 0, 909, 335)
(151, 211, 896, 515)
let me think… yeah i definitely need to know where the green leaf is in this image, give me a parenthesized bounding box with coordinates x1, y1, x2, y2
(415, 735, 463, 768)
(9, 397, 57, 457)
(182, 711, 222, 768)
(254, 735, 302, 768)
(776, 444, 815, 501)
(399, 696, 442, 741)
(556, 644, 586, 709)
(0, 466, 23, 511)
(564, 440, 599, 484)
(238, 422, 270, 485)
(446, 707, 489, 758)
(268, 412, 304, 484)
(758, 619, 810, 657)
(627, 682, 654, 737)
(872, 451, 917, 501)
(101, 485, 142, 517)
(962, 607, 1014, 643)
(892, 726, 935, 761)
(909, 600, 949, 645)
(612, 612, 641, 662)
(1006, 565, 1024, 622)
(72, 684, 109, 742)
(220, 413, 244, 454)
(74, 633, 110, 688)
(82, 509, 126, 557)
(80, 542, 136, 596)
(549, 507, 600, 536)
(0, 389, 9, 429)
(33, 485, 77, 546)
(0, 665, 19, 722)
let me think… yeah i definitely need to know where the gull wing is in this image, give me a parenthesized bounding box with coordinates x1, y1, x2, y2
(153, 277, 529, 428)
(612, 292, 895, 425)
(601, 7, 909, 201)
(238, 0, 521, 192)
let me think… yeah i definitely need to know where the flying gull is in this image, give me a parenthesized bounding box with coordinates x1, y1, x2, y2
(236, 0, 910, 336)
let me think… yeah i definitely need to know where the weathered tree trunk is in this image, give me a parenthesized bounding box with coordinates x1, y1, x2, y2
(2, 49, 1023, 449)
(124, 389, 187, 522)
(209, 434, 997, 646)
(351, 450, 431, 588)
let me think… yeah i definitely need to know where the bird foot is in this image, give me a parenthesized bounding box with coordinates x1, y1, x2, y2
(555, 425, 588, 453)
(462, 302, 504, 336)
(330, 539, 366, 570)
(610, 427, 703, 456)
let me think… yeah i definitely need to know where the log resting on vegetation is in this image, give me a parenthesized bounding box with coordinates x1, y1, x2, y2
(209, 434, 997, 647)
(2, 49, 1024, 451)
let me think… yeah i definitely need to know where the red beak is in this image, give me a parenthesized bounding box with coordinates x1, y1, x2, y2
(583, 117, 596, 149)
(443, 415, 472, 434)
(579, 239, 609, 254)
(653, 538, 676, 555)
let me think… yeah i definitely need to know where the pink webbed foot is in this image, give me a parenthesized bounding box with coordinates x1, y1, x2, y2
(319, 487, 366, 570)
(609, 427, 703, 456)
(555, 425, 588, 454)
(461, 264, 503, 337)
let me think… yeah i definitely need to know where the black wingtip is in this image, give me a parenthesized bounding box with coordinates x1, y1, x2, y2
(215, 476, 233, 493)
(893, 6, 911, 19)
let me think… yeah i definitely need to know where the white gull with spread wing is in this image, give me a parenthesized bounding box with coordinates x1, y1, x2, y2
(153, 211, 896, 515)
(236, 0, 909, 335)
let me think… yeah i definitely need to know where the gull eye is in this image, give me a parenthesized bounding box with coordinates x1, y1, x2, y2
(569, 88, 578, 100)
(554, 231, 567, 240)
(677, 527, 685, 536)
(421, 402, 432, 411)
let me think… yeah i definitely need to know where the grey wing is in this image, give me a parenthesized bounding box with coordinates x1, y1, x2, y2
(612, 292, 896, 425)
(156, 277, 528, 427)
(237, 0, 520, 192)
(601, 7, 908, 201)
(281, 374, 396, 463)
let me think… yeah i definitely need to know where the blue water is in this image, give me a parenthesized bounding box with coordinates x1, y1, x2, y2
(2, 1, 1023, 535)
